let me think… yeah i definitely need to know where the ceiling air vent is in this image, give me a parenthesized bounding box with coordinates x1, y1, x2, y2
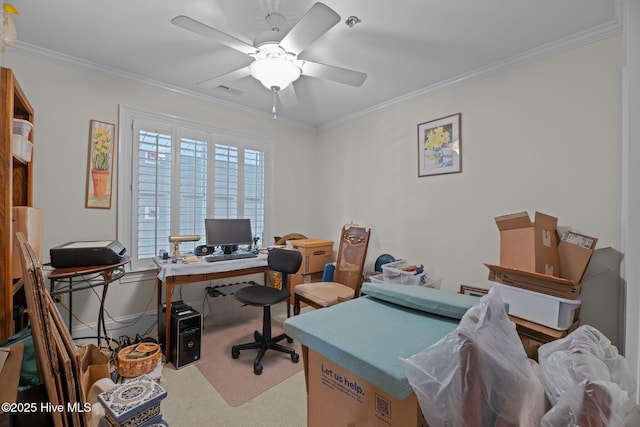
(216, 85, 244, 96)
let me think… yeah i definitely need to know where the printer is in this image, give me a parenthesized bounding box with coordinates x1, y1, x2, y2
(50, 240, 127, 268)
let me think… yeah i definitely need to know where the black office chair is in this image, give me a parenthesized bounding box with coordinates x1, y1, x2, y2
(231, 248, 302, 375)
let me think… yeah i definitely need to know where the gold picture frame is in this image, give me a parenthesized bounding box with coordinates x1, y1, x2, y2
(418, 113, 462, 177)
(85, 120, 116, 209)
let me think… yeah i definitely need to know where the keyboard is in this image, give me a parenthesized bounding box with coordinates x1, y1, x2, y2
(205, 252, 258, 262)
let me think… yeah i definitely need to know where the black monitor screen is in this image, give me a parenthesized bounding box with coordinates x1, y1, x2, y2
(205, 218, 253, 253)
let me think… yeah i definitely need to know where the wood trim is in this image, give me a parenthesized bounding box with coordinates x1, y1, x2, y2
(0, 68, 35, 341)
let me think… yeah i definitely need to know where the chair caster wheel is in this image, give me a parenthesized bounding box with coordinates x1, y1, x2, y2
(287, 337, 293, 343)
(254, 364, 263, 375)
(232, 348, 240, 359)
(291, 353, 300, 363)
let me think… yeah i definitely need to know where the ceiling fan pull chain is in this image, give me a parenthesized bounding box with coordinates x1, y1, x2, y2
(272, 89, 277, 120)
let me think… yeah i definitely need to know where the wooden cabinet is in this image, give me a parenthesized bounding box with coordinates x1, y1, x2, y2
(1, 67, 34, 341)
(290, 239, 334, 275)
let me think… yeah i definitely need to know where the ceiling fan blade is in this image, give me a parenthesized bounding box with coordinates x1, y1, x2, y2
(301, 61, 367, 87)
(197, 66, 252, 90)
(171, 15, 257, 56)
(277, 84, 298, 110)
(279, 3, 340, 55)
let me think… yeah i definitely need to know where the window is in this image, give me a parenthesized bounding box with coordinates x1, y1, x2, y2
(118, 107, 272, 270)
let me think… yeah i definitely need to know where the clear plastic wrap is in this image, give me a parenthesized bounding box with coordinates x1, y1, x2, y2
(402, 286, 545, 427)
(538, 325, 640, 427)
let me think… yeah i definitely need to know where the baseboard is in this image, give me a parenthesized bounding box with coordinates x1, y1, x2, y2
(71, 297, 208, 346)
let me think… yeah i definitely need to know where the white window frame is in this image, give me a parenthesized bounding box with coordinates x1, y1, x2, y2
(117, 106, 274, 271)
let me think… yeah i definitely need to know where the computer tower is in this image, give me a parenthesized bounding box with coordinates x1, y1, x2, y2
(159, 302, 202, 369)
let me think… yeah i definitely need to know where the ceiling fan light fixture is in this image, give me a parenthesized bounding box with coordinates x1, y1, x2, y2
(250, 43, 301, 91)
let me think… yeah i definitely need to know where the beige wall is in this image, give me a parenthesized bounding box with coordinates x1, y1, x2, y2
(314, 36, 622, 294)
(2, 51, 320, 323)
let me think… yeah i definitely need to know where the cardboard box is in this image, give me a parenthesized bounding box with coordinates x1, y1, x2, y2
(486, 263, 581, 299)
(511, 316, 580, 361)
(558, 231, 597, 284)
(12, 207, 43, 279)
(495, 211, 559, 276)
(510, 315, 579, 345)
(306, 348, 427, 427)
(487, 228, 598, 300)
(291, 239, 334, 275)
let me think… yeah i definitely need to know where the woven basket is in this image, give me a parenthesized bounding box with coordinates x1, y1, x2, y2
(117, 343, 161, 377)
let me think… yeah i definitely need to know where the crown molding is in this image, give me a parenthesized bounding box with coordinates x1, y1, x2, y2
(11, 41, 314, 132)
(11, 16, 622, 134)
(319, 18, 623, 132)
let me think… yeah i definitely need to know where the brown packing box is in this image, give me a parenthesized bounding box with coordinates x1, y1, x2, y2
(495, 211, 559, 276)
(510, 315, 580, 345)
(78, 344, 110, 401)
(291, 238, 334, 275)
(558, 231, 598, 284)
(486, 263, 581, 300)
(511, 316, 580, 361)
(305, 348, 427, 427)
(12, 207, 43, 279)
(486, 228, 598, 300)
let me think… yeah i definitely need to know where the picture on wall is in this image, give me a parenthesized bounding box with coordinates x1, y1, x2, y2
(417, 113, 461, 177)
(86, 120, 116, 209)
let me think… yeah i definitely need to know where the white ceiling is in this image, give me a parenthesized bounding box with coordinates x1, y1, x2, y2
(6, 0, 620, 128)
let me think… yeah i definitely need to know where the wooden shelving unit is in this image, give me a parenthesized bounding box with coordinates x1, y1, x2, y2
(1, 67, 35, 341)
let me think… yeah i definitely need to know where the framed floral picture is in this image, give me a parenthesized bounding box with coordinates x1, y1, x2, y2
(418, 113, 461, 177)
(86, 120, 116, 209)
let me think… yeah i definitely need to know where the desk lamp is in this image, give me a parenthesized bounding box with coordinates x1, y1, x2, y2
(168, 235, 200, 257)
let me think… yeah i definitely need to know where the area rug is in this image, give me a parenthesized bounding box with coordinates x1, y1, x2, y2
(195, 318, 304, 407)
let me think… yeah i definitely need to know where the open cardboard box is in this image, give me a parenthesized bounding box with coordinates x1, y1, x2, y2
(491, 211, 599, 299)
(558, 230, 598, 284)
(486, 263, 581, 299)
(488, 222, 599, 299)
(495, 211, 559, 276)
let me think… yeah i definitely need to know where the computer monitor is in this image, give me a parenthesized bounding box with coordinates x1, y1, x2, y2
(204, 218, 253, 254)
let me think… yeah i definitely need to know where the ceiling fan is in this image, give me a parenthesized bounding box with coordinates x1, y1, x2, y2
(171, 2, 367, 117)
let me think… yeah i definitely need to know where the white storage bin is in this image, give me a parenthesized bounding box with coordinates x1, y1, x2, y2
(370, 272, 423, 286)
(491, 282, 580, 330)
(422, 274, 442, 289)
(12, 134, 33, 162)
(381, 260, 419, 283)
(381, 260, 425, 286)
(370, 266, 441, 288)
(13, 119, 33, 138)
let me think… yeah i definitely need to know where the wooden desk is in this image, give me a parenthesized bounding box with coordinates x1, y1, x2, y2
(154, 257, 268, 358)
(48, 256, 130, 343)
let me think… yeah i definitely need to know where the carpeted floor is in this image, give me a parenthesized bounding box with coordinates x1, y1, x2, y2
(195, 317, 304, 406)
(159, 301, 308, 426)
(160, 363, 307, 426)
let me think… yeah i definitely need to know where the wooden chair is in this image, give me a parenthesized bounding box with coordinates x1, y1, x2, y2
(293, 226, 370, 315)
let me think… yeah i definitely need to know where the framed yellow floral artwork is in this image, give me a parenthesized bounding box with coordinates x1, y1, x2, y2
(86, 119, 116, 208)
(417, 113, 461, 177)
